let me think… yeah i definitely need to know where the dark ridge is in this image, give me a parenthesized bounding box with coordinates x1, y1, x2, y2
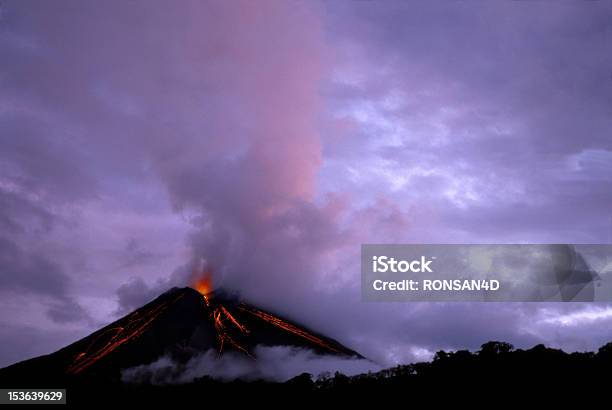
(3, 340, 612, 406)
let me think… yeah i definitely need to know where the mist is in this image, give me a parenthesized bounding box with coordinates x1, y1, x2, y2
(122, 346, 380, 384)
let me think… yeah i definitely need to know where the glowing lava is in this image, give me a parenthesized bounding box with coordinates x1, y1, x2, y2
(64, 285, 357, 376)
(193, 271, 213, 306)
(193, 272, 212, 296)
(239, 305, 341, 353)
(190, 271, 252, 355)
(66, 292, 185, 375)
(211, 306, 252, 357)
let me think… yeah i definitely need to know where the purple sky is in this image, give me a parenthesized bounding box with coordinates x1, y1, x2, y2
(1, 0, 612, 368)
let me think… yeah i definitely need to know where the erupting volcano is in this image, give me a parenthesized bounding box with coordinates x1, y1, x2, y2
(0, 280, 362, 384)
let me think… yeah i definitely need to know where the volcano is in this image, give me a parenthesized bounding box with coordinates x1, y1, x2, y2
(0, 287, 361, 384)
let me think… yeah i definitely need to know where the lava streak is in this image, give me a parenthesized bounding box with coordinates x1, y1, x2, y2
(212, 308, 252, 357)
(65, 293, 185, 375)
(206, 300, 252, 357)
(239, 305, 341, 354)
(191, 272, 253, 356)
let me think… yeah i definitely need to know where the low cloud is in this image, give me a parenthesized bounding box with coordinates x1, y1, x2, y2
(122, 346, 380, 384)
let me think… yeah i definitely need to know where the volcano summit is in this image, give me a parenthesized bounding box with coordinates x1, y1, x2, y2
(0, 287, 361, 384)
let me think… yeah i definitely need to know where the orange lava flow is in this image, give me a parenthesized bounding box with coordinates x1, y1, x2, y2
(65, 293, 185, 375)
(238, 306, 341, 353)
(210, 304, 252, 357)
(221, 306, 249, 334)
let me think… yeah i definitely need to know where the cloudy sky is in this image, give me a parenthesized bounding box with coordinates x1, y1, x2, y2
(1, 0, 612, 368)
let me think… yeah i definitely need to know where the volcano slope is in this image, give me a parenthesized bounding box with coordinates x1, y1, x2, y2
(0, 287, 361, 385)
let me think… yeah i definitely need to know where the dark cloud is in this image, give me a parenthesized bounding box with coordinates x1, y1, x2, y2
(115, 277, 165, 315)
(0, 236, 68, 295)
(0, 236, 90, 324)
(0, 116, 98, 204)
(0, 147, 90, 325)
(119, 238, 166, 270)
(0, 188, 55, 235)
(46, 298, 90, 324)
